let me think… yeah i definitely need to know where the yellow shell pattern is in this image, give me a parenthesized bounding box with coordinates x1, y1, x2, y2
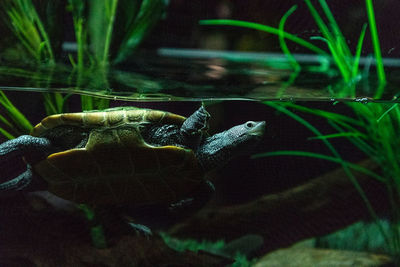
(30, 108, 204, 206)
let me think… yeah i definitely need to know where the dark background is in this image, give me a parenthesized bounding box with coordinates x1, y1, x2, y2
(1, 0, 389, 204)
(144, 0, 400, 57)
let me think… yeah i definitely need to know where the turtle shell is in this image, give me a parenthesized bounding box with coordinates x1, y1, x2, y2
(30, 107, 204, 206)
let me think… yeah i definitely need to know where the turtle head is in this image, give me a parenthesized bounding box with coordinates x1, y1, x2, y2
(196, 121, 266, 172)
(225, 120, 266, 148)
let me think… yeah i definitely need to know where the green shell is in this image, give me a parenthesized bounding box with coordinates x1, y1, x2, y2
(30, 107, 204, 206)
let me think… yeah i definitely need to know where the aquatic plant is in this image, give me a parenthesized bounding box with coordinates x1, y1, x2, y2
(202, 0, 399, 257)
(78, 204, 107, 249)
(0, 0, 167, 136)
(0, 91, 33, 139)
(66, 0, 167, 68)
(1, 0, 54, 63)
(317, 219, 391, 253)
(2, 0, 166, 66)
(161, 233, 256, 266)
(66, 0, 166, 108)
(200, 0, 385, 97)
(264, 2, 399, 256)
(268, 3, 399, 256)
(0, 0, 56, 136)
(255, 101, 400, 254)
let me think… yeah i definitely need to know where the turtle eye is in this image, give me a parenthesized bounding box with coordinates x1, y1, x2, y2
(246, 122, 255, 128)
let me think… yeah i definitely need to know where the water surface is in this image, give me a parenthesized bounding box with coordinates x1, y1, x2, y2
(0, 49, 399, 102)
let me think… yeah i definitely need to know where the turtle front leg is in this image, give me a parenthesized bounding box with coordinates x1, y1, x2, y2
(180, 105, 210, 149)
(0, 135, 52, 191)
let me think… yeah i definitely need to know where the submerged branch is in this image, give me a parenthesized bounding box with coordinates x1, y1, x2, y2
(169, 159, 389, 254)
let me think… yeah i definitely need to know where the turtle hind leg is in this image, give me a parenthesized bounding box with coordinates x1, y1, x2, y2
(180, 105, 210, 149)
(0, 135, 52, 156)
(0, 135, 52, 192)
(0, 163, 47, 193)
(0, 164, 33, 191)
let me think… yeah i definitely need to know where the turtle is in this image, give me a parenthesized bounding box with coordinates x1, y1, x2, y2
(0, 106, 265, 211)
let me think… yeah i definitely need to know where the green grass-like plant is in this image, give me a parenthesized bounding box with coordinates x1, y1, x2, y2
(254, 101, 400, 255)
(317, 220, 391, 253)
(0, 91, 33, 138)
(67, 0, 167, 67)
(201, 0, 385, 96)
(1, 0, 54, 63)
(253, 3, 396, 253)
(0, 0, 166, 136)
(66, 0, 166, 111)
(268, 2, 397, 257)
(161, 233, 255, 266)
(202, 0, 398, 257)
(365, 0, 385, 86)
(0, 0, 61, 135)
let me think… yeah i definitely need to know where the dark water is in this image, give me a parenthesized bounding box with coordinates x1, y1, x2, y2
(0, 53, 398, 265)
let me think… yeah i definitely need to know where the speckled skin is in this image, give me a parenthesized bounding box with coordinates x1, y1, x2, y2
(0, 106, 265, 208)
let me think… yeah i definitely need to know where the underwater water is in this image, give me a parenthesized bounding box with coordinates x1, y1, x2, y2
(0, 53, 399, 267)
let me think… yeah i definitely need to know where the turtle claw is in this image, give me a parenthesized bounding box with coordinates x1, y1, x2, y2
(168, 180, 215, 215)
(128, 222, 153, 239)
(182, 105, 210, 134)
(180, 105, 210, 149)
(168, 197, 194, 213)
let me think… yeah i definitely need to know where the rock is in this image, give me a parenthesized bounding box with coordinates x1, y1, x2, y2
(0, 193, 231, 267)
(254, 248, 394, 267)
(219, 234, 264, 258)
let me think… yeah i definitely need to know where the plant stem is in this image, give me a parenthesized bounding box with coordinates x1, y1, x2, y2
(318, 0, 352, 59)
(32, 2, 54, 63)
(303, 0, 351, 81)
(352, 24, 368, 78)
(279, 5, 300, 71)
(74, 18, 84, 70)
(102, 0, 119, 66)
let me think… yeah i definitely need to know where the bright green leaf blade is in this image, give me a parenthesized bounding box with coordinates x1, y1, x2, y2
(0, 91, 33, 133)
(352, 24, 368, 78)
(0, 126, 15, 140)
(308, 132, 365, 140)
(365, 0, 386, 87)
(318, 0, 352, 58)
(304, 0, 351, 80)
(278, 5, 300, 71)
